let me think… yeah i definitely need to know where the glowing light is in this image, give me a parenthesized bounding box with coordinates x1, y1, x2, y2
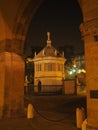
(73, 64, 76, 67)
(72, 68, 76, 73)
(77, 69, 86, 74)
(69, 71, 73, 75)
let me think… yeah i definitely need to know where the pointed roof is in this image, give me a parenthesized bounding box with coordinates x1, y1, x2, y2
(34, 32, 64, 58)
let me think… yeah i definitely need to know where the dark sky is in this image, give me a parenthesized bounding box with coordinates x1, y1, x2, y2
(24, 0, 84, 57)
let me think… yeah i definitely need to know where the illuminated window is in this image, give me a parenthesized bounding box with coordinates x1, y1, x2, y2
(36, 64, 42, 71)
(44, 63, 55, 71)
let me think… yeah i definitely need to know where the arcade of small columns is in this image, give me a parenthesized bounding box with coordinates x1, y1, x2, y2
(0, 0, 98, 130)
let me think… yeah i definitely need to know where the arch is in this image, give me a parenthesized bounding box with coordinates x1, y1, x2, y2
(13, 0, 44, 40)
(38, 80, 42, 93)
(0, 2, 98, 130)
(0, 0, 44, 118)
(0, 0, 44, 55)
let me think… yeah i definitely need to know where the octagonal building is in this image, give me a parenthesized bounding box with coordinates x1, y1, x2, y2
(33, 32, 66, 93)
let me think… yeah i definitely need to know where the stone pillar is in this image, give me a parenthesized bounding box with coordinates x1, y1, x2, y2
(80, 18, 98, 130)
(0, 52, 25, 118)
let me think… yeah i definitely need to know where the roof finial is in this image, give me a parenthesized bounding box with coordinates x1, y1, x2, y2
(47, 32, 51, 46)
(47, 32, 50, 40)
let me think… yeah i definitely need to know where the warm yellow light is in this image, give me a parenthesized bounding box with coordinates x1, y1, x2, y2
(73, 64, 76, 67)
(27, 58, 33, 62)
(77, 69, 86, 74)
(69, 71, 73, 75)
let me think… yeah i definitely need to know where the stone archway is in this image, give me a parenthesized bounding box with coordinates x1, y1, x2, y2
(0, 1, 98, 130)
(0, 0, 44, 118)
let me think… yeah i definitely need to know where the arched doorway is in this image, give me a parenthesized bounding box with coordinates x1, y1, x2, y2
(38, 80, 42, 93)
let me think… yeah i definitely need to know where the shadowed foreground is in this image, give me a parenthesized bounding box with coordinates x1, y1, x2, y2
(0, 95, 86, 130)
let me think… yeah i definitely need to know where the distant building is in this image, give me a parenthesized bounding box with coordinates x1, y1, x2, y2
(33, 32, 66, 93)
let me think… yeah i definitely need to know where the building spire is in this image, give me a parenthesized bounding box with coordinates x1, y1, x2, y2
(47, 32, 51, 46)
(47, 32, 50, 40)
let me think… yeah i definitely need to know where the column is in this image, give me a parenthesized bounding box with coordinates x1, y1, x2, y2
(80, 18, 98, 130)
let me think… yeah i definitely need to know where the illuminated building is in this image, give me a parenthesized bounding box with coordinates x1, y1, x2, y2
(33, 32, 66, 93)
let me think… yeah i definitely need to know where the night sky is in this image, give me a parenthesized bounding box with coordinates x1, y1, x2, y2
(24, 0, 84, 57)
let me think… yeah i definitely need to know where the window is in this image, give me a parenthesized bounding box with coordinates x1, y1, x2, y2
(36, 64, 42, 71)
(44, 63, 55, 71)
